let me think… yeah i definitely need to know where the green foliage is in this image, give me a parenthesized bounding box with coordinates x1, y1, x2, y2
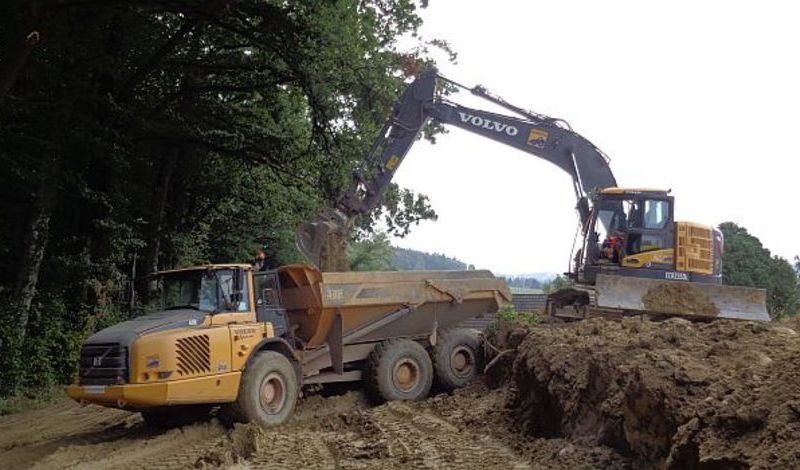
(0, 385, 64, 416)
(356, 184, 439, 238)
(494, 306, 543, 326)
(0, 1, 445, 401)
(719, 222, 799, 318)
(348, 232, 395, 271)
(349, 236, 472, 272)
(542, 275, 574, 293)
(393, 247, 468, 270)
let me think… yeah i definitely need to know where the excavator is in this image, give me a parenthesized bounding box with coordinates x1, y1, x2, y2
(296, 70, 769, 322)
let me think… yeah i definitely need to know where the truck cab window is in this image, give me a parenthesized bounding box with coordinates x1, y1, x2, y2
(219, 270, 249, 312)
(255, 274, 280, 307)
(160, 271, 219, 312)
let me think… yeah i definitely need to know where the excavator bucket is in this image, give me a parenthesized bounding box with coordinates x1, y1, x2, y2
(594, 274, 770, 321)
(295, 208, 351, 269)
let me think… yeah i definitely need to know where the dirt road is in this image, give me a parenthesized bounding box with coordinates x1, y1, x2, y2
(0, 383, 620, 470)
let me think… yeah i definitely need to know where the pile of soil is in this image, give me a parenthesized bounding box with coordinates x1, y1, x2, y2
(642, 283, 720, 316)
(484, 317, 800, 469)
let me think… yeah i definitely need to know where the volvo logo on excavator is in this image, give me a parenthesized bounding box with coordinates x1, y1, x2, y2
(665, 271, 690, 281)
(458, 112, 519, 136)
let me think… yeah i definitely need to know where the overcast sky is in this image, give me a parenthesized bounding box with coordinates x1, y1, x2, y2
(387, 1, 800, 275)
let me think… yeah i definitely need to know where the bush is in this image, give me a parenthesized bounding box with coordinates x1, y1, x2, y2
(494, 306, 543, 326)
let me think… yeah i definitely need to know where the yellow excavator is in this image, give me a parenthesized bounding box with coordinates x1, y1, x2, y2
(296, 70, 769, 322)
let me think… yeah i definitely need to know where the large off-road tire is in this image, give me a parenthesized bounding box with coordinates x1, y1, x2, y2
(431, 328, 481, 391)
(366, 339, 433, 403)
(231, 351, 298, 427)
(140, 404, 213, 429)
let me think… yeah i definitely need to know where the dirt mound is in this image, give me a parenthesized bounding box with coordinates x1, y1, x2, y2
(485, 317, 800, 469)
(642, 283, 720, 316)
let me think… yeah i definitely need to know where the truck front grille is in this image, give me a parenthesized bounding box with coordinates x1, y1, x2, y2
(79, 343, 128, 385)
(176, 334, 211, 376)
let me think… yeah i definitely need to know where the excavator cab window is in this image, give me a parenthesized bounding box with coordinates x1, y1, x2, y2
(586, 195, 674, 269)
(643, 199, 669, 229)
(586, 199, 628, 266)
(625, 197, 673, 256)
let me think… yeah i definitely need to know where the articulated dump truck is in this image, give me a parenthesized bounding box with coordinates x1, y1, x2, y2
(66, 264, 511, 427)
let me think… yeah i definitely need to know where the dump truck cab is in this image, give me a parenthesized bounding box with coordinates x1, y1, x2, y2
(65, 264, 276, 409)
(67, 264, 511, 427)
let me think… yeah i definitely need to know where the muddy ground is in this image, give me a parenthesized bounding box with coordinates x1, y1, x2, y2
(485, 316, 800, 469)
(1, 317, 797, 469)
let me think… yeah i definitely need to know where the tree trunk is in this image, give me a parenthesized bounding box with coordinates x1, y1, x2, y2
(144, 151, 178, 292)
(13, 155, 60, 332)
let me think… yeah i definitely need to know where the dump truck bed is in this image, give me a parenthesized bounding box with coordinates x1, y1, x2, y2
(275, 265, 512, 349)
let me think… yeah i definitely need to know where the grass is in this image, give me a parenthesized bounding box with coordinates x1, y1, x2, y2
(497, 306, 544, 325)
(0, 384, 65, 416)
(485, 306, 544, 332)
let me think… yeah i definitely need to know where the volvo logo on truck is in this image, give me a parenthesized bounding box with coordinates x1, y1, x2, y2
(458, 112, 518, 136)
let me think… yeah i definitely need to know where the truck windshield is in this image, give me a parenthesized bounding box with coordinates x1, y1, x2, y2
(161, 271, 219, 312)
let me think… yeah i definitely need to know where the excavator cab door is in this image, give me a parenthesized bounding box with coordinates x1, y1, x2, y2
(620, 196, 674, 269)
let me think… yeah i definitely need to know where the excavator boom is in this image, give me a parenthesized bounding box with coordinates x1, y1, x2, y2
(297, 71, 616, 266)
(296, 70, 769, 322)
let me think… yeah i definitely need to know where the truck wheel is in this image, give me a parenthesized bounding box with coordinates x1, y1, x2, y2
(234, 351, 298, 427)
(366, 339, 433, 403)
(140, 404, 212, 429)
(432, 328, 481, 391)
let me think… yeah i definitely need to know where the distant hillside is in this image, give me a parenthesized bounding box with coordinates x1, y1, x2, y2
(393, 247, 469, 271)
(505, 275, 545, 290)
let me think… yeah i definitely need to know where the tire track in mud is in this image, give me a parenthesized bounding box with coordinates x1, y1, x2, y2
(1, 387, 533, 470)
(32, 422, 227, 470)
(1, 403, 136, 470)
(362, 401, 530, 469)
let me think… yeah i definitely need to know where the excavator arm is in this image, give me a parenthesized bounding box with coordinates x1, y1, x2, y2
(297, 71, 617, 267)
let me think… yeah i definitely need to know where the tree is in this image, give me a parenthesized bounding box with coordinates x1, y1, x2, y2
(393, 247, 468, 271)
(0, 0, 447, 398)
(543, 275, 573, 293)
(348, 232, 395, 272)
(719, 222, 799, 317)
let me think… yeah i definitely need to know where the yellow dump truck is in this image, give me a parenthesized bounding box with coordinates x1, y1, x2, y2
(66, 264, 510, 427)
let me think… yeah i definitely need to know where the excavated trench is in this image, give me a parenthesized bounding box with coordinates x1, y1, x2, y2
(484, 316, 800, 469)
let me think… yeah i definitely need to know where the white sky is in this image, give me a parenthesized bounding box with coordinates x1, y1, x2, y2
(389, 0, 800, 275)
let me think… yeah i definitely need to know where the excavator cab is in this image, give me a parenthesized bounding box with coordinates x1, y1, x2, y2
(580, 188, 677, 282)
